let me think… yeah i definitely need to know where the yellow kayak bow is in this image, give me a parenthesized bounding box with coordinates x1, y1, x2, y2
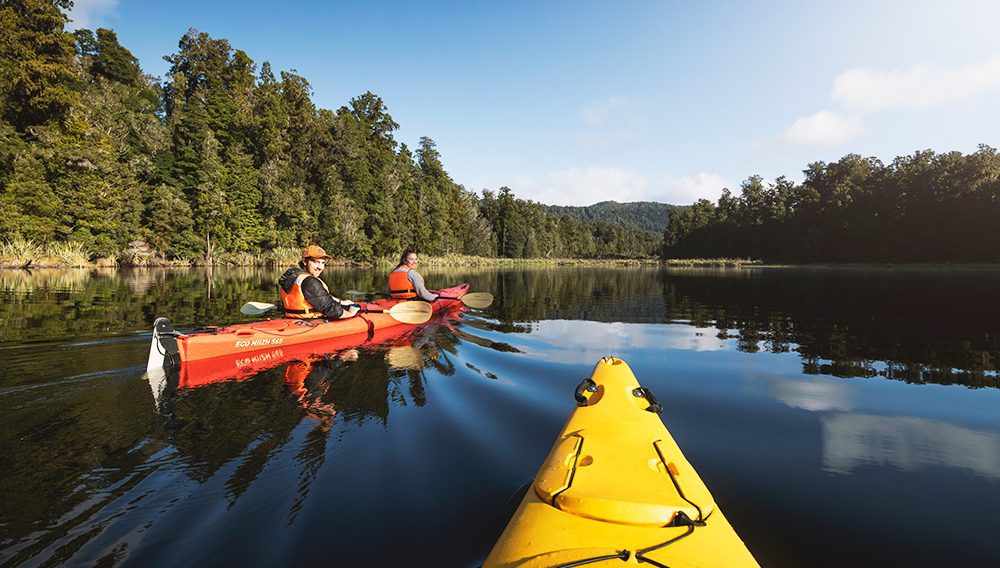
(485, 357, 759, 567)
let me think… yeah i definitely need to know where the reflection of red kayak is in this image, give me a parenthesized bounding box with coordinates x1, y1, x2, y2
(147, 283, 469, 369)
(177, 313, 440, 389)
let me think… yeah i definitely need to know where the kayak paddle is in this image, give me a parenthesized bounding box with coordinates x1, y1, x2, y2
(239, 300, 433, 324)
(345, 290, 494, 309)
(439, 292, 493, 308)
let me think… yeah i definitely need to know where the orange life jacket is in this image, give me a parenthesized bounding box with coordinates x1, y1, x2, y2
(281, 272, 330, 318)
(388, 267, 419, 299)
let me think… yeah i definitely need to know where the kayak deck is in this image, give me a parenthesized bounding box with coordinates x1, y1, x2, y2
(485, 358, 759, 567)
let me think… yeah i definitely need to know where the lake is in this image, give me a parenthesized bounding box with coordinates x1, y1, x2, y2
(1, 265, 999, 567)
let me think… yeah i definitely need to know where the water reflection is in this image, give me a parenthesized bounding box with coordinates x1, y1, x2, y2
(134, 319, 473, 535)
(3, 266, 1000, 566)
(822, 413, 1000, 479)
(3, 265, 998, 389)
(476, 266, 1000, 388)
(767, 375, 855, 412)
(511, 319, 727, 364)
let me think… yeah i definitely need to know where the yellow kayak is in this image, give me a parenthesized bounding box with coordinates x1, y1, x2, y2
(485, 358, 759, 567)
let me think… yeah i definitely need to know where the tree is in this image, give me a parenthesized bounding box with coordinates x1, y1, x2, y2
(0, 0, 79, 131)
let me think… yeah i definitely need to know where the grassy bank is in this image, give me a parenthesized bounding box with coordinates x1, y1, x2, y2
(377, 254, 667, 268)
(1, 239, 763, 269)
(0, 239, 309, 269)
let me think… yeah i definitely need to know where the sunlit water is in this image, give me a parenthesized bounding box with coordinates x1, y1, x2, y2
(1, 266, 999, 566)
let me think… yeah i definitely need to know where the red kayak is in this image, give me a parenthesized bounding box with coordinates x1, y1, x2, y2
(146, 283, 470, 369)
(175, 300, 466, 390)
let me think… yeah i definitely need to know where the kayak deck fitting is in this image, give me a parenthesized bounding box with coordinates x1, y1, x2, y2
(485, 357, 759, 567)
(146, 283, 470, 370)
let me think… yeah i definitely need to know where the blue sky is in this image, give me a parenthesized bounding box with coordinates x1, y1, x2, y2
(66, 0, 1000, 206)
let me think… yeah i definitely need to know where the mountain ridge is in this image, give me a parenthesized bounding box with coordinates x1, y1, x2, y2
(542, 200, 683, 234)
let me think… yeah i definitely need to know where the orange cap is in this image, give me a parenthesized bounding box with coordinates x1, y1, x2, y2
(302, 245, 332, 260)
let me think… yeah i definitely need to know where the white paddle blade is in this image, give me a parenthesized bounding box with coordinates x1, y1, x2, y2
(241, 301, 277, 315)
(386, 301, 433, 324)
(459, 292, 494, 309)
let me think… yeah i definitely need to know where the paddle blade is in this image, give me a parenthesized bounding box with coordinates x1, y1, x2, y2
(386, 301, 433, 324)
(386, 346, 423, 370)
(459, 292, 494, 309)
(241, 301, 278, 315)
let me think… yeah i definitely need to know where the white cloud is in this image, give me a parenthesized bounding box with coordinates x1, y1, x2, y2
(64, 0, 119, 31)
(663, 171, 730, 204)
(780, 54, 1000, 149)
(511, 167, 729, 206)
(832, 55, 1000, 110)
(782, 110, 863, 147)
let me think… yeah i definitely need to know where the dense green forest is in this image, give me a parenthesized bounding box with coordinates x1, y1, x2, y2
(663, 149, 1000, 262)
(0, 0, 660, 264)
(544, 201, 674, 234)
(5, 1, 997, 265)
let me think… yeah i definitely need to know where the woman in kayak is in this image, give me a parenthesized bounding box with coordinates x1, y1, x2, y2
(279, 245, 360, 319)
(387, 250, 439, 301)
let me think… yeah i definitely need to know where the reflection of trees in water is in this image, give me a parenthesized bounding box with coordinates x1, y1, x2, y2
(488, 267, 672, 324)
(0, 372, 166, 564)
(324, 327, 463, 426)
(478, 267, 1000, 388)
(0, 267, 283, 341)
(0, 265, 481, 342)
(660, 270, 1000, 388)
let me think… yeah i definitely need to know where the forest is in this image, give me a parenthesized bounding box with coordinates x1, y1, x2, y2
(0, 0, 660, 264)
(544, 201, 672, 234)
(4, 1, 997, 266)
(662, 148, 1000, 262)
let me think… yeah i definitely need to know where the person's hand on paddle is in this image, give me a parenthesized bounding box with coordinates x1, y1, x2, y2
(339, 299, 361, 318)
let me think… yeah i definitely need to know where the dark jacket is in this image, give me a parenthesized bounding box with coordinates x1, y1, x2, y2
(278, 267, 345, 319)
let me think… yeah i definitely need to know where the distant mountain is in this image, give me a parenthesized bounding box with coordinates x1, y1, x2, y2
(543, 201, 681, 234)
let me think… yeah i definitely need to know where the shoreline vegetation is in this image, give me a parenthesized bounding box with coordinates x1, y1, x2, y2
(7, 240, 1000, 270)
(0, 239, 758, 268)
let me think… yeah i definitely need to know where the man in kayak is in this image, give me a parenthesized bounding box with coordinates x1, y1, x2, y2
(387, 250, 439, 301)
(279, 245, 360, 319)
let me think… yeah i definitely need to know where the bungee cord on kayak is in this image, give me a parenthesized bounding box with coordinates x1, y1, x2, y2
(485, 358, 758, 567)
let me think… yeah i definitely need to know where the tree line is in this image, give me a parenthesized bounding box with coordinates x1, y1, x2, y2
(0, 0, 660, 262)
(663, 148, 1000, 262)
(545, 201, 673, 234)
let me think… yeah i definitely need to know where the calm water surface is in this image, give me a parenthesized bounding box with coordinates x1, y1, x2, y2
(1, 266, 999, 567)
